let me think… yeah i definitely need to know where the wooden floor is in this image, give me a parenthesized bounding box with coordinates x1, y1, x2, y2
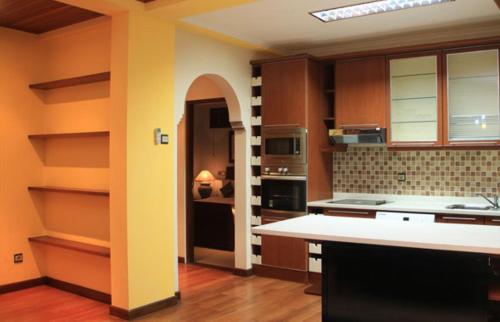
(0, 264, 321, 321)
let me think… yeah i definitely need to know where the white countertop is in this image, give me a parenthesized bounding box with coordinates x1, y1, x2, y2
(308, 193, 500, 217)
(252, 215, 500, 255)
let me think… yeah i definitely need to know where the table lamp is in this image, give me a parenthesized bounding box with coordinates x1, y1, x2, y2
(195, 170, 215, 199)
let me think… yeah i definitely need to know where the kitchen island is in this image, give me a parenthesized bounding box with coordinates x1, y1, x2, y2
(252, 215, 500, 322)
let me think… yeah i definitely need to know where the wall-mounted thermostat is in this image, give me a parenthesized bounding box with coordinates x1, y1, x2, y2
(154, 128, 169, 145)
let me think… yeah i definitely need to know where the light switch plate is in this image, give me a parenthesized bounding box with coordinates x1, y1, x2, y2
(160, 134, 169, 145)
(14, 253, 23, 264)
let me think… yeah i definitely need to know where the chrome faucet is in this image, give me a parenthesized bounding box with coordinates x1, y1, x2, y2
(477, 194, 499, 209)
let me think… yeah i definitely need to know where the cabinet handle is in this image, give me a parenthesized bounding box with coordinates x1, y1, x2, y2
(325, 209, 370, 215)
(491, 219, 500, 223)
(441, 216, 477, 221)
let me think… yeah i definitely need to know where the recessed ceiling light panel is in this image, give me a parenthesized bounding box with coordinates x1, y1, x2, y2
(310, 0, 455, 22)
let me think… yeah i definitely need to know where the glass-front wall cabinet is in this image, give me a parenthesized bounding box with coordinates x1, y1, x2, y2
(389, 55, 440, 145)
(446, 49, 500, 143)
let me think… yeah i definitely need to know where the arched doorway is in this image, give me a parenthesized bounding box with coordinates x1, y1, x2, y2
(176, 75, 249, 279)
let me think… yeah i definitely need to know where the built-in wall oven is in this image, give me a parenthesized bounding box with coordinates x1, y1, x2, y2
(261, 175, 307, 217)
(262, 126, 307, 169)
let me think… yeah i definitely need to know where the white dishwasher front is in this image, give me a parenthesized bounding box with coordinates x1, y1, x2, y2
(376, 211, 435, 223)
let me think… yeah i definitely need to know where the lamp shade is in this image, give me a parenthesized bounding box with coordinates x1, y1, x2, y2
(195, 170, 215, 183)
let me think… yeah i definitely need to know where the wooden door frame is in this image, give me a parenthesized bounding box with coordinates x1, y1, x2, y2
(184, 97, 227, 263)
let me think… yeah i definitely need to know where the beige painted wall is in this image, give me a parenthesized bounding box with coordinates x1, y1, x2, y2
(174, 27, 269, 284)
(301, 19, 500, 57)
(177, 77, 225, 260)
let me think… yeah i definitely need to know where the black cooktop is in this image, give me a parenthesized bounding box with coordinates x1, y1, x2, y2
(328, 199, 387, 206)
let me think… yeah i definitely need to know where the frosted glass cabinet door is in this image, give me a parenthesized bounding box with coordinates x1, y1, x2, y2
(446, 49, 500, 143)
(389, 55, 439, 144)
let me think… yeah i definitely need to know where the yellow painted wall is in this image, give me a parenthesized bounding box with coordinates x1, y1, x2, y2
(126, 12, 176, 310)
(0, 27, 45, 286)
(110, 11, 176, 309)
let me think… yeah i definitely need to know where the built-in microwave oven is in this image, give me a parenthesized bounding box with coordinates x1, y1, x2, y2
(261, 126, 307, 167)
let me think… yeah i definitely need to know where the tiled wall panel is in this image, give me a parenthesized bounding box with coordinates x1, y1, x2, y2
(333, 147, 500, 196)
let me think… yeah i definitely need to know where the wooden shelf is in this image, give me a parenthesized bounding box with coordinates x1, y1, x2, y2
(29, 236, 110, 258)
(28, 131, 110, 140)
(322, 144, 348, 153)
(29, 72, 110, 90)
(28, 186, 110, 196)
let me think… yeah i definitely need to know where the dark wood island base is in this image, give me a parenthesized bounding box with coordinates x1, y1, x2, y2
(322, 241, 491, 322)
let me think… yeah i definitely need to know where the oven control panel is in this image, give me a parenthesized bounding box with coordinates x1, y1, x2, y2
(262, 164, 306, 176)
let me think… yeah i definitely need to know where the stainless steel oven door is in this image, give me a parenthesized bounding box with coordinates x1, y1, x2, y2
(262, 126, 307, 166)
(261, 175, 307, 214)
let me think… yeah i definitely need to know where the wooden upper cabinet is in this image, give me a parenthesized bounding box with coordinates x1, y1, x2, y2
(335, 56, 387, 129)
(444, 47, 500, 146)
(387, 53, 442, 147)
(262, 59, 307, 127)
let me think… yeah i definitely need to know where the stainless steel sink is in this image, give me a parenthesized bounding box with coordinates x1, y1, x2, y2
(446, 204, 492, 210)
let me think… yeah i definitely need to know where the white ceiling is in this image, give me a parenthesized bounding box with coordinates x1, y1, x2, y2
(183, 0, 500, 53)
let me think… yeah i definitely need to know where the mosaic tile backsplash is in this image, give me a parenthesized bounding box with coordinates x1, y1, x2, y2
(332, 147, 500, 197)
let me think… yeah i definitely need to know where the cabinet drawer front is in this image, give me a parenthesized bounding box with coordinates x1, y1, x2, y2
(261, 209, 304, 223)
(261, 235, 308, 271)
(323, 209, 375, 219)
(485, 217, 500, 226)
(436, 215, 485, 225)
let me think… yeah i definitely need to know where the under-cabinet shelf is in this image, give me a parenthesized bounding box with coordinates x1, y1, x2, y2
(28, 235, 110, 258)
(28, 186, 110, 196)
(28, 131, 110, 140)
(322, 145, 348, 153)
(29, 72, 111, 90)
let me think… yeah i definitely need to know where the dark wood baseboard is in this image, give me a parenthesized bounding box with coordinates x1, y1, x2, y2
(109, 296, 178, 320)
(253, 264, 308, 283)
(0, 276, 111, 304)
(178, 256, 185, 263)
(45, 277, 111, 304)
(304, 272, 322, 296)
(0, 277, 46, 295)
(233, 267, 253, 277)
